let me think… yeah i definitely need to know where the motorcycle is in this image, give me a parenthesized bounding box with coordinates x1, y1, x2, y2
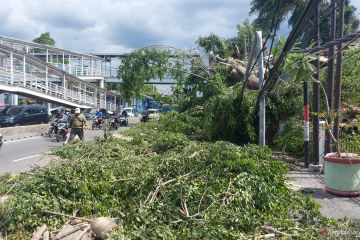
(56, 122, 69, 142)
(0, 133, 3, 150)
(119, 115, 128, 126)
(48, 117, 59, 137)
(141, 113, 150, 123)
(92, 117, 103, 130)
(109, 117, 119, 130)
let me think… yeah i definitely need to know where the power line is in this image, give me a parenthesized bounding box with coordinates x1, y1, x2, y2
(266, 34, 360, 99)
(259, 0, 322, 98)
(291, 31, 360, 53)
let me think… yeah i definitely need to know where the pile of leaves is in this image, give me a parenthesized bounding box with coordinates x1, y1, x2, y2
(0, 112, 357, 239)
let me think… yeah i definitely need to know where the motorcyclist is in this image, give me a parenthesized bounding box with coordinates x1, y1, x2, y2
(56, 111, 64, 121)
(121, 109, 128, 118)
(141, 111, 150, 123)
(59, 109, 70, 123)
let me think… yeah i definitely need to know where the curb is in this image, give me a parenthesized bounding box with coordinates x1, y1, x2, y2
(1, 124, 49, 142)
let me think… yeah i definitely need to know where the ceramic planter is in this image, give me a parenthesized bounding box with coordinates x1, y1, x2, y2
(324, 152, 360, 197)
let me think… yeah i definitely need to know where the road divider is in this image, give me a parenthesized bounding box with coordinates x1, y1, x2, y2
(1, 118, 137, 142)
(0, 124, 48, 141)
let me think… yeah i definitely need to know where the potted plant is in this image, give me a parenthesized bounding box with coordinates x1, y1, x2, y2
(285, 46, 360, 197)
(323, 107, 360, 197)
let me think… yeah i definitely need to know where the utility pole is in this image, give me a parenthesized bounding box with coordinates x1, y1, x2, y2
(333, 0, 345, 141)
(325, 0, 336, 154)
(256, 31, 265, 146)
(304, 81, 310, 167)
(312, 3, 320, 164)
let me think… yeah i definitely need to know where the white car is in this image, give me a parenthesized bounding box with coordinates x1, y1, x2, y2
(147, 109, 160, 120)
(122, 107, 136, 117)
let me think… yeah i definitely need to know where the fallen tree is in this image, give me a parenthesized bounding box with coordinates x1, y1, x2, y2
(0, 112, 358, 239)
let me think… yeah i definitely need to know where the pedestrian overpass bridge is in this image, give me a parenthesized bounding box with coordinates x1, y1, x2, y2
(0, 35, 120, 111)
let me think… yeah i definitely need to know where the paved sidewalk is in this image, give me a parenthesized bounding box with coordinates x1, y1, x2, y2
(287, 166, 360, 220)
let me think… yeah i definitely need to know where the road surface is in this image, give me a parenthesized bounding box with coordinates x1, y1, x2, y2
(0, 126, 131, 174)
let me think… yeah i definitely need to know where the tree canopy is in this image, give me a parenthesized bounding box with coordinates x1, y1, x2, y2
(251, 0, 359, 46)
(32, 32, 56, 46)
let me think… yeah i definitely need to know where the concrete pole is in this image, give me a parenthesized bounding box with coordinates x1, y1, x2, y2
(46, 103, 51, 116)
(63, 75, 66, 99)
(45, 67, 48, 93)
(104, 92, 107, 109)
(68, 54, 72, 74)
(104, 56, 107, 77)
(91, 58, 94, 76)
(46, 49, 49, 63)
(256, 31, 265, 146)
(10, 51, 14, 85)
(12, 94, 18, 105)
(62, 52, 65, 70)
(23, 55, 26, 86)
(81, 57, 84, 76)
(95, 89, 98, 106)
(100, 77, 105, 89)
(84, 84, 87, 103)
(25, 45, 29, 53)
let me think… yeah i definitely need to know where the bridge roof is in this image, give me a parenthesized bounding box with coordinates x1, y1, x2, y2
(0, 44, 120, 97)
(0, 35, 103, 61)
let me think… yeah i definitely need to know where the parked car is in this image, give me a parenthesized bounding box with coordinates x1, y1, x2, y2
(0, 105, 49, 127)
(83, 108, 107, 120)
(140, 109, 160, 123)
(147, 109, 160, 120)
(122, 107, 137, 117)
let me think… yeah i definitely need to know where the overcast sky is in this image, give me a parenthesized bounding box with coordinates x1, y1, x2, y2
(0, 0, 359, 53)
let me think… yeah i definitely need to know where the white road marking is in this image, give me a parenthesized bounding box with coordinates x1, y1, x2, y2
(11, 154, 40, 162)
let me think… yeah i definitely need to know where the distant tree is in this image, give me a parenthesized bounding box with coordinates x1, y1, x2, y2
(33, 32, 56, 46)
(197, 20, 257, 61)
(250, 0, 301, 32)
(197, 33, 231, 59)
(232, 19, 257, 59)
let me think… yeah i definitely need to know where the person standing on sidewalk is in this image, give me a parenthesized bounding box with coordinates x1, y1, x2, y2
(67, 108, 87, 143)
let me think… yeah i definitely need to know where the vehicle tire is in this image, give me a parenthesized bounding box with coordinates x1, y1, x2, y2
(56, 133, 61, 142)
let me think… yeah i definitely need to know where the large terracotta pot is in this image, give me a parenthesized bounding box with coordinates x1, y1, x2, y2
(324, 152, 360, 197)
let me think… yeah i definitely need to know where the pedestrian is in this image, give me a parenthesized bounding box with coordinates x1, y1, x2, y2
(67, 108, 87, 143)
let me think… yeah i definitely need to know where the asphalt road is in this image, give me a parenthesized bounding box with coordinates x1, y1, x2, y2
(0, 126, 132, 174)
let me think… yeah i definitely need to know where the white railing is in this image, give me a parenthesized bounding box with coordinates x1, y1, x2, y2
(52, 63, 103, 77)
(0, 66, 114, 108)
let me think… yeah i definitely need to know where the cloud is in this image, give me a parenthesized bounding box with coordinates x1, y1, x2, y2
(0, 0, 358, 53)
